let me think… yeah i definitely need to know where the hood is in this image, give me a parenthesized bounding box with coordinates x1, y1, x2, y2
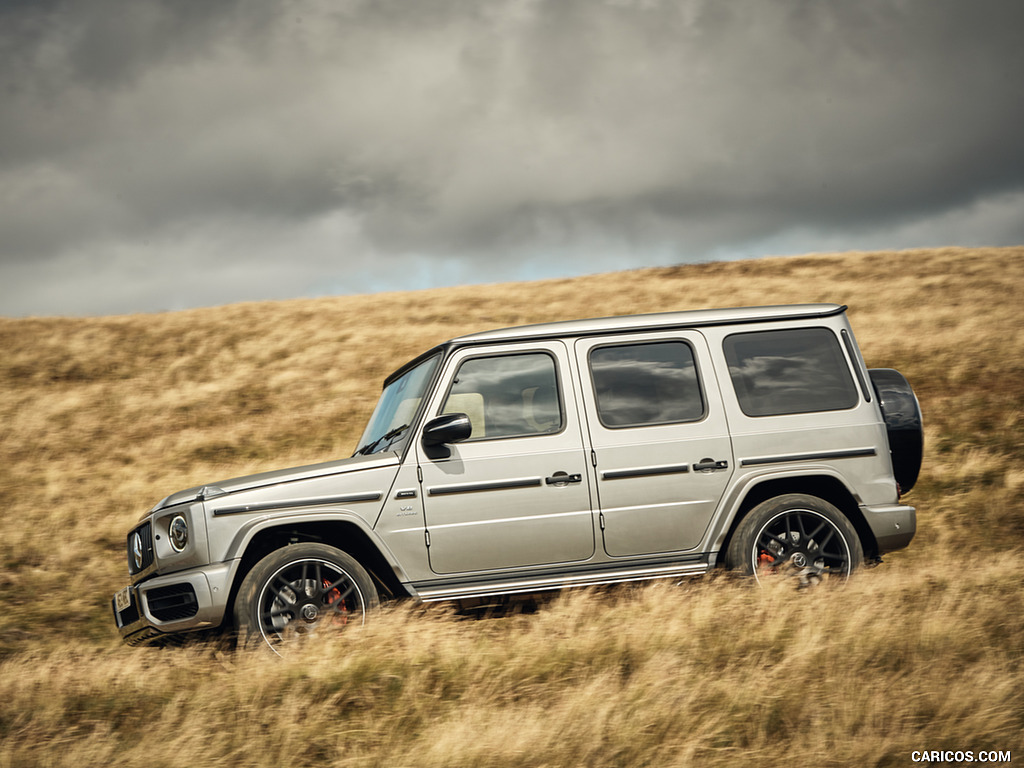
(149, 452, 400, 514)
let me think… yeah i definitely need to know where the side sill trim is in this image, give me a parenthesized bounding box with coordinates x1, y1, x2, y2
(212, 492, 383, 516)
(412, 561, 708, 602)
(740, 447, 877, 468)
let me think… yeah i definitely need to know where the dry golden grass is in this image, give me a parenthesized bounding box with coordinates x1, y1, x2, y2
(0, 246, 1022, 766)
(0, 568, 1021, 768)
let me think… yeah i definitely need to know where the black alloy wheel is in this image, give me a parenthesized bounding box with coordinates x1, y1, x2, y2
(234, 543, 378, 654)
(726, 494, 864, 587)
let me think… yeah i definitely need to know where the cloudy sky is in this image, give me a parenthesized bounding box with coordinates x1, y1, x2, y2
(2, 0, 1022, 317)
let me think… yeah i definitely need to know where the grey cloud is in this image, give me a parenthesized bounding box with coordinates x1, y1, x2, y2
(0, 0, 264, 91)
(1, 0, 1022, 315)
(343, 0, 1024, 252)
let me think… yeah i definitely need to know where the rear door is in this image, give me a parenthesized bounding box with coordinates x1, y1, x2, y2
(575, 332, 733, 557)
(416, 341, 595, 574)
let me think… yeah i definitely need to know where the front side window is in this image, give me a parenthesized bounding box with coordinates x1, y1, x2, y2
(589, 341, 705, 428)
(723, 328, 859, 417)
(441, 352, 562, 439)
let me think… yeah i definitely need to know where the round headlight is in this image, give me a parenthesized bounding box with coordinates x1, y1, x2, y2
(168, 514, 189, 552)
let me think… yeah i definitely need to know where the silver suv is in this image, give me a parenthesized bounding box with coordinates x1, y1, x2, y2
(113, 304, 921, 652)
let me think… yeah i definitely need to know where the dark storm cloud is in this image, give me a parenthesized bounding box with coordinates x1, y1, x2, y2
(1, 0, 1022, 315)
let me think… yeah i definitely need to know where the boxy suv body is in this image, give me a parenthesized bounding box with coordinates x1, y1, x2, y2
(113, 304, 921, 651)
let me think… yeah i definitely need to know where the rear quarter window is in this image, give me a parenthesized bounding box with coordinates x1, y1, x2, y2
(723, 328, 859, 417)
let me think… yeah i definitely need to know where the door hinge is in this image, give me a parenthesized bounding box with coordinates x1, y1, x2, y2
(599, 512, 606, 531)
(591, 449, 598, 467)
(424, 530, 431, 547)
(417, 466, 423, 483)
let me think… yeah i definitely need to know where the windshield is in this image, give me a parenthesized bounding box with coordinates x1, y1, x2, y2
(353, 354, 441, 456)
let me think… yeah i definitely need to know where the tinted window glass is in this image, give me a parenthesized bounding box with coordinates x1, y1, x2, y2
(723, 328, 859, 417)
(590, 342, 704, 428)
(441, 352, 562, 439)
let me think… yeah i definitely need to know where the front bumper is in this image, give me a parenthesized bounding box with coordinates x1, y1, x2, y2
(112, 562, 234, 645)
(861, 502, 916, 554)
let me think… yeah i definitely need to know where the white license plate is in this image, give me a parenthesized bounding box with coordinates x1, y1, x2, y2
(115, 586, 132, 613)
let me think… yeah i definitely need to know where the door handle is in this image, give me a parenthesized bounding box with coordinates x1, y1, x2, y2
(545, 472, 583, 486)
(692, 458, 729, 472)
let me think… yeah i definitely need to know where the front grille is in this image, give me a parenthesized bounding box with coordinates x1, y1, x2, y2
(127, 522, 154, 575)
(146, 583, 199, 622)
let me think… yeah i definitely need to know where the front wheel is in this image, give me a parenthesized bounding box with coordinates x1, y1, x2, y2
(725, 494, 863, 587)
(234, 543, 378, 654)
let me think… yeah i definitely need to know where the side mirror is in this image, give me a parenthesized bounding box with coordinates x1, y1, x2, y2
(421, 413, 472, 447)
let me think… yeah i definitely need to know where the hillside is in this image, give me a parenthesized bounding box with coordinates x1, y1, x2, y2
(0, 246, 1021, 767)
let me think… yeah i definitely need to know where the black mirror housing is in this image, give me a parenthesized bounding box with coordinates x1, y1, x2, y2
(422, 413, 472, 447)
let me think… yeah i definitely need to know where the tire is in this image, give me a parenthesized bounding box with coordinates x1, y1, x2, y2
(725, 494, 864, 587)
(869, 368, 923, 493)
(234, 543, 379, 654)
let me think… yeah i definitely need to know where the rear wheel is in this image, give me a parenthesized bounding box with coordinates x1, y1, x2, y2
(234, 543, 378, 654)
(725, 494, 863, 587)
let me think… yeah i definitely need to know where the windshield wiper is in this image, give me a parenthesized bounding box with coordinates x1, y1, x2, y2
(354, 423, 410, 456)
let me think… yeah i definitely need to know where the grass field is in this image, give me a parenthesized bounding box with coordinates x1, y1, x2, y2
(0, 246, 1021, 767)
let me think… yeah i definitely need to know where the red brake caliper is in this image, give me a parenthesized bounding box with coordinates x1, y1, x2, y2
(323, 579, 348, 625)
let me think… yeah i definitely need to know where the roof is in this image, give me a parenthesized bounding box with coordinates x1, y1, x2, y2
(449, 303, 847, 346)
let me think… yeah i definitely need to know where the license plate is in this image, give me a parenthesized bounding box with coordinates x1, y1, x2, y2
(115, 586, 132, 613)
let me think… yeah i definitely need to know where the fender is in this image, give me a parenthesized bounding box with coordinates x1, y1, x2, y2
(219, 506, 412, 585)
(704, 465, 865, 555)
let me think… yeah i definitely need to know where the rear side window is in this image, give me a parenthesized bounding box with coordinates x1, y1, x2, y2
(589, 341, 705, 428)
(723, 328, 858, 417)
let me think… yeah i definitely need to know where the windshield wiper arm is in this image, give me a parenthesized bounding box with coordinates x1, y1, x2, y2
(354, 423, 410, 456)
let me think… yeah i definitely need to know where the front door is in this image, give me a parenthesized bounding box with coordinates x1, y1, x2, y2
(575, 332, 734, 557)
(417, 341, 595, 574)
